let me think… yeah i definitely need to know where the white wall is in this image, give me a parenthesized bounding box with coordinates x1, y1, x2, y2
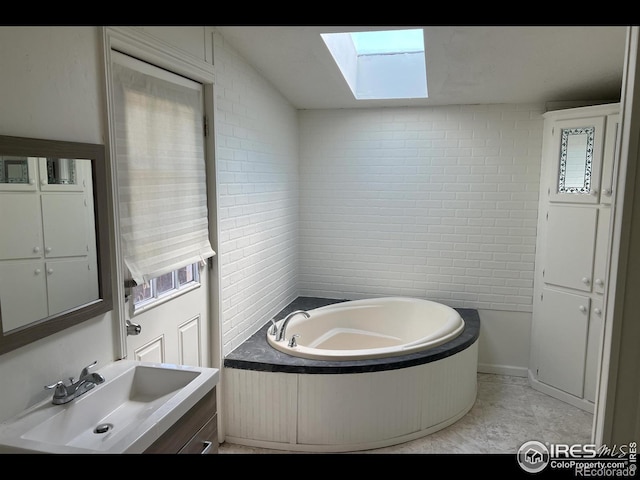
(0, 26, 213, 423)
(212, 31, 299, 357)
(0, 26, 547, 425)
(298, 106, 544, 374)
(0, 26, 115, 422)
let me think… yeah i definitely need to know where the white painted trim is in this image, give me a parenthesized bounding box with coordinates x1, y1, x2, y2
(528, 370, 595, 413)
(477, 363, 528, 378)
(104, 27, 214, 83)
(595, 26, 640, 446)
(543, 102, 620, 120)
(204, 26, 225, 444)
(99, 26, 217, 363)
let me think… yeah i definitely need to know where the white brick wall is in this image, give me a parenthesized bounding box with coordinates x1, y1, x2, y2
(214, 27, 545, 360)
(213, 31, 299, 356)
(298, 105, 544, 312)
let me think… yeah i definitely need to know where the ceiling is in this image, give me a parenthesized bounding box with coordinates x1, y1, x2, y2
(216, 26, 628, 110)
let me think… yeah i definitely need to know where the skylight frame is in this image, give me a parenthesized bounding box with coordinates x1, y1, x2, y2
(321, 28, 428, 101)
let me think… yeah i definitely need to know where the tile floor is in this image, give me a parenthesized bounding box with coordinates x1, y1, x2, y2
(218, 373, 594, 454)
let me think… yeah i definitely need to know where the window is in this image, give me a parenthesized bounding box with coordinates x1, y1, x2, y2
(132, 263, 200, 313)
(321, 28, 427, 100)
(110, 51, 215, 288)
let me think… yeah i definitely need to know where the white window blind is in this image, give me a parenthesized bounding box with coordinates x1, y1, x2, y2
(111, 51, 214, 285)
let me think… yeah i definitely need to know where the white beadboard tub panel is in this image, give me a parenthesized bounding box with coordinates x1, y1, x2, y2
(297, 368, 422, 445)
(420, 341, 478, 429)
(222, 339, 478, 452)
(223, 368, 297, 444)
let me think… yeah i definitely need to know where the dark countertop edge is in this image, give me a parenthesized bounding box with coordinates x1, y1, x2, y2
(224, 297, 480, 375)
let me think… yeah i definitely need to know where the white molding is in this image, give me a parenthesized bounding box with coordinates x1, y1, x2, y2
(543, 102, 620, 120)
(595, 26, 640, 446)
(528, 370, 595, 414)
(103, 27, 214, 83)
(99, 26, 216, 360)
(477, 363, 528, 378)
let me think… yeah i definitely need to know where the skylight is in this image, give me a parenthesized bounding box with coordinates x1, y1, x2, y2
(321, 29, 428, 101)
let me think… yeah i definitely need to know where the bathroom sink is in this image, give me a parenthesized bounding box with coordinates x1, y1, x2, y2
(0, 360, 219, 453)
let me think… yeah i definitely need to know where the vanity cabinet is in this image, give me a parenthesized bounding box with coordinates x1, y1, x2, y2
(531, 103, 619, 411)
(0, 157, 98, 332)
(144, 386, 218, 454)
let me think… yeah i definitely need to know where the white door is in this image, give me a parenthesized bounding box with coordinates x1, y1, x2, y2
(110, 52, 211, 368)
(124, 267, 209, 367)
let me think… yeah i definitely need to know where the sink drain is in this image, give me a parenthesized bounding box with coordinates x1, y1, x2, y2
(94, 423, 113, 434)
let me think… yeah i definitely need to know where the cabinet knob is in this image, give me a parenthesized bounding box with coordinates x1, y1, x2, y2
(603, 188, 612, 196)
(47, 268, 54, 275)
(590, 189, 598, 196)
(582, 277, 590, 285)
(33, 246, 40, 254)
(595, 278, 604, 286)
(34, 268, 41, 275)
(594, 308, 602, 315)
(579, 305, 587, 313)
(45, 246, 52, 253)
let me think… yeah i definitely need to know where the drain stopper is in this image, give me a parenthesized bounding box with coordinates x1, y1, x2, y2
(94, 423, 112, 434)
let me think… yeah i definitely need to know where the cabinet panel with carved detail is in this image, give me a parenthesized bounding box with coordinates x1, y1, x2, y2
(531, 103, 619, 411)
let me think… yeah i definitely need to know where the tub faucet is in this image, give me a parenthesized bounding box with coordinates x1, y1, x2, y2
(275, 310, 310, 342)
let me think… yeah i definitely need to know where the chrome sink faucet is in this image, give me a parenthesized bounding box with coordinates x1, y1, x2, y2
(45, 360, 105, 405)
(272, 310, 310, 342)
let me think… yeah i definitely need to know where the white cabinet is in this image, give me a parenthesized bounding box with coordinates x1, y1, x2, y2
(600, 113, 620, 205)
(544, 205, 598, 292)
(548, 116, 606, 204)
(0, 159, 98, 332)
(531, 103, 619, 411)
(0, 261, 48, 331)
(536, 288, 590, 398)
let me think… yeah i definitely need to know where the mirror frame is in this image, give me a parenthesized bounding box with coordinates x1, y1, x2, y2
(0, 135, 112, 355)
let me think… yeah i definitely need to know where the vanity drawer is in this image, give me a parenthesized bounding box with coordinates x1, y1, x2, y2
(144, 386, 217, 454)
(178, 413, 218, 454)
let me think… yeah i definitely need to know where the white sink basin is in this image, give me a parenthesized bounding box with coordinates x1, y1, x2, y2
(0, 360, 219, 454)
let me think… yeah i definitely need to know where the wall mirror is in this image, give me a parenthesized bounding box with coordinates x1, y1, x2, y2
(0, 135, 112, 355)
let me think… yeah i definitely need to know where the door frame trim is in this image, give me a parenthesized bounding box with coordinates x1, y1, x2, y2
(100, 27, 216, 360)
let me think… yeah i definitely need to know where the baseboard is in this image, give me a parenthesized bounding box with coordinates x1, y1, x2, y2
(527, 370, 595, 414)
(477, 363, 528, 378)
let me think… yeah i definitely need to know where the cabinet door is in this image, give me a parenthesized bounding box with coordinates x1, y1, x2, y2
(0, 156, 38, 192)
(41, 193, 89, 258)
(549, 116, 605, 204)
(584, 297, 604, 403)
(46, 258, 98, 316)
(544, 205, 597, 292)
(536, 288, 590, 397)
(0, 260, 48, 332)
(0, 193, 43, 260)
(38, 157, 86, 192)
(593, 206, 611, 295)
(600, 114, 620, 205)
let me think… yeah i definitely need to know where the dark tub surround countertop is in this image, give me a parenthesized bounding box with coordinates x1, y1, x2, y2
(224, 297, 480, 375)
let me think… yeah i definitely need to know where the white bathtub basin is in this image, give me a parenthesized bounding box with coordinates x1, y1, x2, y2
(0, 360, 219, 454)
(267, 297, 465, 360)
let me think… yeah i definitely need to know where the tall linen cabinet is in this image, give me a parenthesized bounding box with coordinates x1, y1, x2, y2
(530, 103, 620, 413)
